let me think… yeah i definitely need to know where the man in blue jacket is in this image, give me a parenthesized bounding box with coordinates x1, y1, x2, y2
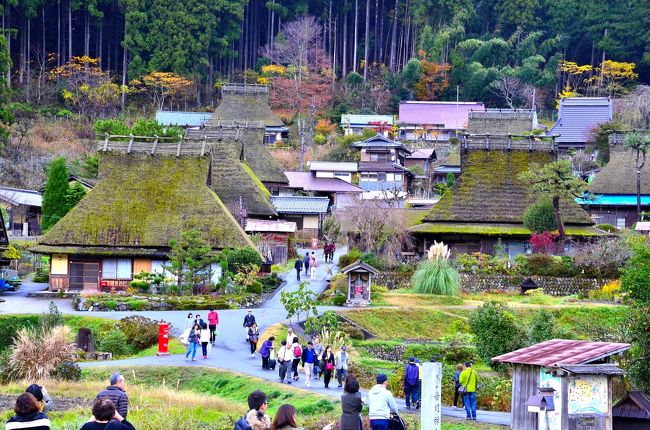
(403, 356, 420, 409)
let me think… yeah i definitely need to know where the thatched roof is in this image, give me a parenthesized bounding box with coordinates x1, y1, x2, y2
(209, 84, 285, 127)
(239, 127, 289, 185)
(36, 152, 253, 254)
(210, 139, 278, 217)
(422, 150, 593, 225)
(590, 148, 650, 195)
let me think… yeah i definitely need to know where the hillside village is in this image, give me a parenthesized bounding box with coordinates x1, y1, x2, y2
(0, 2, 648, 430)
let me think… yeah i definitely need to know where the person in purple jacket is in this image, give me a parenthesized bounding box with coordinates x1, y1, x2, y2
(403, 356, 420, 409)
(259, 336, 275, 370)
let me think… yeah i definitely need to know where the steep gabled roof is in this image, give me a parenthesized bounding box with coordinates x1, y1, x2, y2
(209, 83, 285, 127)
(398, 101, 485, 130)
(210, 139, 278, 218)
(549, 97, 612, 144)
(283, 172, 363, 193)
(36, 151, 253, 252)
(156, 111, 212, 127)
(351, 134, 410, 152)
(0, 187, 42, 207)
(239, 127, 288, 185)
(589, 148, 650, 195)
(613, 391, 650, 419)
(422, 150, 593, 225)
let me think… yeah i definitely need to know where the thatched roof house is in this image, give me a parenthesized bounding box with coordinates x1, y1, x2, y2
(410, 136, 598, 255)
(577, 146, 650, 228)
(33, 141, 255, 292)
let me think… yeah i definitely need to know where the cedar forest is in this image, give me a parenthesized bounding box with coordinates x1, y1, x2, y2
(1, 0, 649, 112)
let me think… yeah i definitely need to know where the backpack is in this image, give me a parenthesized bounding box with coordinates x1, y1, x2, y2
(389, 414, 406, 430)
(293, 345, 302, 357)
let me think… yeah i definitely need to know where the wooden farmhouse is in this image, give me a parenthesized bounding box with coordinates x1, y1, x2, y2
(409, 135, 601, 257)
(32, 139, 255, 292)
(493, 339, 630, 430)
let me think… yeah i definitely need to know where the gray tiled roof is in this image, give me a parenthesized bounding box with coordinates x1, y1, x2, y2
(155, 111, 212, 127)
(271, 196, 330, 214)
(548, 97, 612, 144)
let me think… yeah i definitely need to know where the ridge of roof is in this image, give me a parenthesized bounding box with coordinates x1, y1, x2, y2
(492, 339, 630, 367)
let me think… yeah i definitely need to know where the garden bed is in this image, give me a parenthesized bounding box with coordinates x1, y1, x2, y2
(73, 293, 262, 311)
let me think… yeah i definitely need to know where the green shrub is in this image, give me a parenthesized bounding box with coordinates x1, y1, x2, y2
(524, 198, 557, 233)
(129, 279, 151, 293)
(220, 247, 263, 273)
(529, 309, 556, 344)
(332, 294, 347, 306)
(0, 316, 40, 352)
(246, 281, 263, 295)
(98, 330, 131, 356)
(124, 299, 148, 311)
(116, 315, 159, 350)
(341, 322, 364, 340)
(50, 361, 81, 381)
(412, 259, 460, 296)
(93, 119, 129, 136)
(32, 267, 49, 283)
(469, 302, 525, 370)
(339, 248, 363, 268)
(104, 300, 118, 311)
(596, 224, 616, 233)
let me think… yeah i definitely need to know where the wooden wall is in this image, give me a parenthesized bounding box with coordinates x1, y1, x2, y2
(512, 364, 540, 430)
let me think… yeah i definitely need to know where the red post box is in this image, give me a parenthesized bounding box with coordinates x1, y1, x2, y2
(157, 322, 170, 356)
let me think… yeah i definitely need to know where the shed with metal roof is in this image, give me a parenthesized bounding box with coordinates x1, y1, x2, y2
(548, 97, 612, 149)
(613, 391, 650, 430)
(492, 339, 630, 430)
(271, 196, 330, 242)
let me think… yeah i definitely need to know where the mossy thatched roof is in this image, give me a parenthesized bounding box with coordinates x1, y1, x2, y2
(210, 139, 278, 217)
(423, 150, 593, 225)
(209, 85, 284, 127)
(239, 128, 289, 185)
(590, 148, 650, 195)
(409, 222, 603, 236)
(37, 153, 253, 252)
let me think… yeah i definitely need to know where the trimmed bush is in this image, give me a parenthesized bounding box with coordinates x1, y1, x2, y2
(50, 361, 82, 381)
(246, 281, 263, 295)
(524, 198, 557, 233)
(220, 247, 263, 273)
(338, 248, 362, 268)
(529, 309, 556, 344)
(98, 330, 131, 356)
(117, 315, 158, 350)
(332, 294, 347, 306)
(470, 302, 525, 370)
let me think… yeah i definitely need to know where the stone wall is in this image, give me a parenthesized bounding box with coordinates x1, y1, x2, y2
(374, 272, 413, 290)
(459, 274, 610, 296)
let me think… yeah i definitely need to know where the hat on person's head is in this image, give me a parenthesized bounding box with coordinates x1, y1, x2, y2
(25, 384, 43, 402)
(464, 361, 472, 367)
(376, 374, 388, 384)
(341, 345, 347, 351)
(408, 356, 415, 363)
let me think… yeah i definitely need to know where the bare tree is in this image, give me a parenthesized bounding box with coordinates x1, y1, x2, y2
(614, 85, 650, 129)
(490, 76, 535, 109)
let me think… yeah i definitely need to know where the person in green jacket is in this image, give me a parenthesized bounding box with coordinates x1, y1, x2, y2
(458, 361, 478, 420)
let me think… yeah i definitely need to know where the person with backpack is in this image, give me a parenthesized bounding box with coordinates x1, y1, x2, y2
(259, 337, 275, 370)
(302, 253, 310, 276)
(290, 337, 302, 381)
(184, 323, 200, 361)
(321, 346, 335, 389)
(300, 341, 316, 387)
(233, 390, 271, 430)
(248, 323, 260, 358)
(335, 346, 349, 388)
(277, 340, 294, 384)
(368, 374, 398, 430)
(294, 258, 303, 281)
(243, 310, 256, 342)
(403, 356, 419, 409)
(312, 335, 323, 379)
(458, 361, 479, 421)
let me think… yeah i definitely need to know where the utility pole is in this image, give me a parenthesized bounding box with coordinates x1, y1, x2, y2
(309, 97, 317, 146)
(299, 119, 306, 172)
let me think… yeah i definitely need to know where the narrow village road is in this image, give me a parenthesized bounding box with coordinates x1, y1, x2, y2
(1, 247, 510, 426)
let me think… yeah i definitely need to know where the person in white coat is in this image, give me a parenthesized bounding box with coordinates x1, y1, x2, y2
(368, 374, 398, 430)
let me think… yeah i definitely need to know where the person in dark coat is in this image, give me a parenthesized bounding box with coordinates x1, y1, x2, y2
(96, 373, 129, 418)
(302, 253, 310, 275)
(80, 398, 135, 430)
(6, 393, 50, 430)
(233, 390, 271, 430)
(321, 345, 335, 389)
(243, 310, 256, 342)
(25, 384, 53, 414)
(403, 356, 420, 409)
(294, 259, 303, 281)
(340, 375, 363, 430)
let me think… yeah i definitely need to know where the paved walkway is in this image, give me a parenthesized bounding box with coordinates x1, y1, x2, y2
(2, 247, 510, 426)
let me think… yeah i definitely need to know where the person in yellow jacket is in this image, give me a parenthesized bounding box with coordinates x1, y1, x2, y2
(458, 361, 478, 421)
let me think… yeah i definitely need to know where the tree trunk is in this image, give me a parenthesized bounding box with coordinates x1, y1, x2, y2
(374, 0, 378, 63)
(98, 18, 103, 68)
(363, 0, 370, 81)
(57, 0, 61, 67)
(68, 0, 72, 60)
(42, 6, 45, 63)
(121, 44, 127, 112)
(84, 9, 90, 58)
(4, 0, 9, 87)
(378, 0, 384, 63)
(342, 3, 347, 77)
(389, 0, 398, 72)
(26, 17, 31, 100)
(637, 150, 643, 217)
(553, 196, 565, 253)
(353, 0, 358, 74)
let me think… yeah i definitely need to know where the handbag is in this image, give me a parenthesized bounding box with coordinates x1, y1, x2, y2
(458, 385, 467, 394)
(325, 362, 334, 371)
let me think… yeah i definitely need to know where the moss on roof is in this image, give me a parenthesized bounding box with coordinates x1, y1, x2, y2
(40, 153, 253, 251)
(444, 145, 460, 166)
(409, 222, 604, 236)
(239, 128, 289, 185)
(423, 150, 593, 225)
(210, 139, 277, 217)
(209, 89, 285, 127)
(590, 148, 650, 195)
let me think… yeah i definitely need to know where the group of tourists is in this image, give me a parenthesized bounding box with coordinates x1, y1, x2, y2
(183, 310, 220, 361)
(322, 242, 336, 263)
(6, 372, 131, 430)
(294, 252, 320, 281)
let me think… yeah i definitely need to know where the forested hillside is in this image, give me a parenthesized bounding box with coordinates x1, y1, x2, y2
(2, 0, 649, 109)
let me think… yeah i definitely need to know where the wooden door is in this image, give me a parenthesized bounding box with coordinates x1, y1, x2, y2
(69, 262, 99, 291)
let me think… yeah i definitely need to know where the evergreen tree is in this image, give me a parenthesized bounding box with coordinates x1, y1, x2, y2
(41, 158, 71, 232)
(64, 182, 87, 212)
(0, 35, 13, 147)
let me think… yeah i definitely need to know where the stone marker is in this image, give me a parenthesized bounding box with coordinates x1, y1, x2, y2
(421, 362, 443, 430)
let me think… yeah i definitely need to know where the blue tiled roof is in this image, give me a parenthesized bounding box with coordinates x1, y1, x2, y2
(156, 111, 212, 127)
(271, 196, 330, 214)
(576, 194, 650, 206)
(548, 97, 612, 144)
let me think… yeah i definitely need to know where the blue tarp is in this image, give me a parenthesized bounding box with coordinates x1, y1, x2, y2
(576, 194, 650, 206)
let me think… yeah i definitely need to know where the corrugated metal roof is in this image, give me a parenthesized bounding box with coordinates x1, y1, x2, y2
(492, 339, 630, 367)
(309, 161, 358, 172)
(271, 196, 330, 214)
(613, 391, 650, 419)
(408, 148, 436, 159)
(245, 219, 296, 233)
(0, 187, 42, 207)
(155, 111, 212, 127)
(398, 101, 485, 130)
(351, 134, 408, 150)
(284, 172, 363, 193)
(548, 97, 612, 144)
(341, 114, 394, 126)
(576, 195, 650, 206)
(554, 364, 625, 375)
